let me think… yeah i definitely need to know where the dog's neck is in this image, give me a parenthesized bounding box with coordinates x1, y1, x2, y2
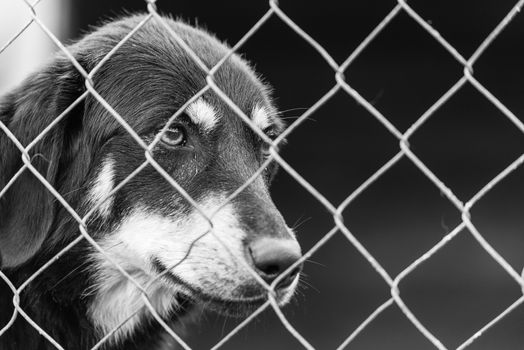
(87, 257, 188, 346)
(0, 248, 192, 350)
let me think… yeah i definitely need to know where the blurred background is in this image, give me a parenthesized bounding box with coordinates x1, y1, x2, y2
(1, 0, 524, 349)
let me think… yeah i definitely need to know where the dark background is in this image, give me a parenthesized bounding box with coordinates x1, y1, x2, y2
(64, 1, 524, 348)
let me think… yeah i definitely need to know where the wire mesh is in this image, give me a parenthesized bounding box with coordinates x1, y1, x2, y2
(0, 0, 523, 349)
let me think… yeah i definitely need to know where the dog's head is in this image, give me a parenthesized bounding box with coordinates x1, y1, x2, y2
(0, 14, 301, 339)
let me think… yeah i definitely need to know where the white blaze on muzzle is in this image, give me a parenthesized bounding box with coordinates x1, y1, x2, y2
(88, 194, 291, 342)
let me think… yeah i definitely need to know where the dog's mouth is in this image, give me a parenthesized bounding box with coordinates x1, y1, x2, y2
(152, 259, 290, 317)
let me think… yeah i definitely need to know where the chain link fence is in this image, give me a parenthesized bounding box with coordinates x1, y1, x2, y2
(1, 0, 524, 349)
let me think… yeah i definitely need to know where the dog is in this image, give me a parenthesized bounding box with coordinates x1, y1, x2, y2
(0, 14, 302, 350)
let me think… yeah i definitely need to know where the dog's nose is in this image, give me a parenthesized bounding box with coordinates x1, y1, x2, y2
(248, 237, 302, 288)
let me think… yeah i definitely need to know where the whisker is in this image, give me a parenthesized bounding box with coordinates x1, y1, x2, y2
(291, 215, 312, 231)
(304, 259, 326, 268)
(274, 107, 308, 115)
(50, 260, 91, 290)
(298, 278, 320, 294)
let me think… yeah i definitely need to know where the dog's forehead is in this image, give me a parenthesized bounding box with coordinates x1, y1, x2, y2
(81, 15, 279, 136)
(170, 26, 279, 133)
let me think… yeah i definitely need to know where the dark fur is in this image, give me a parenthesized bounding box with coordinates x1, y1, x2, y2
(0, 14, 289, 350)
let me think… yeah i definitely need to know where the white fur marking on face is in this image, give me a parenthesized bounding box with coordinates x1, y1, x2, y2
(185, 99, 219, 131)
(252, 105, 272, 131)
(88, 195, 251, 343)
(88, 157, 115, 218)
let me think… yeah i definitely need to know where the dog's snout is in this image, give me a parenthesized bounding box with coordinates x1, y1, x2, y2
(248, 237, 302, 288)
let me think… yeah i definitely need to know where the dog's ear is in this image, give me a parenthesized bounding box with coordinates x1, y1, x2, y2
(0, 59, 86, 268)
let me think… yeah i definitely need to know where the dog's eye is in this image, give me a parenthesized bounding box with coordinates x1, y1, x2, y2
(160, 127, 186, 147)
(261, 129, 279, 159)
(261, 143, 271, 159)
